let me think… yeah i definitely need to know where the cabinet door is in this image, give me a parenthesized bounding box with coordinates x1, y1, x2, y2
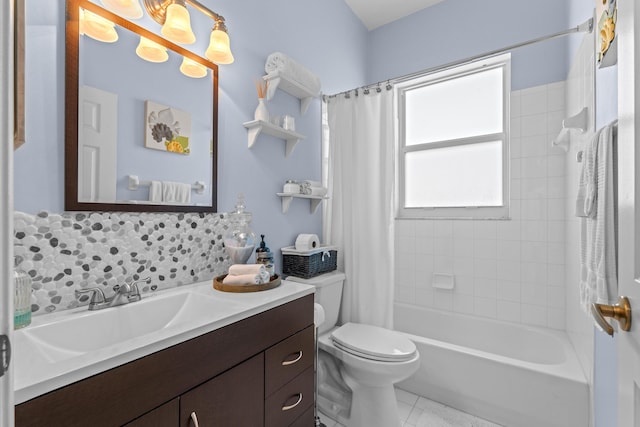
(124, 398, 179, 427)
(180, 353, 264, 427)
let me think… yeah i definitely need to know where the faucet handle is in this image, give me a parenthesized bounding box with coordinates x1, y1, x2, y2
(75, 287, 107, 307)
(129, 277, 151, 300)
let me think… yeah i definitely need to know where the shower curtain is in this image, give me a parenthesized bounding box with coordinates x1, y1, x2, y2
(322, 89, 395, 329)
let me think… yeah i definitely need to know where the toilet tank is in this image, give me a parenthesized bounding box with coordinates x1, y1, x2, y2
(285, 271, 345, 334)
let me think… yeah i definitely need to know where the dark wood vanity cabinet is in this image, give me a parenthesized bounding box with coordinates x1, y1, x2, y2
(15, 294, 315, 427)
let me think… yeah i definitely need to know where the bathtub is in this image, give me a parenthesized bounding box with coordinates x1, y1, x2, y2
(394, 303, 589, 427)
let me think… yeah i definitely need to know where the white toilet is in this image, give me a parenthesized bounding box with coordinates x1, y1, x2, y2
(287, 271, 420, 427)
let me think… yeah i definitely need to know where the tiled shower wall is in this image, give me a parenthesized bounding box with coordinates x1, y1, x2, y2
(13, 211, 231, 316)
(394, 81, 567, 330)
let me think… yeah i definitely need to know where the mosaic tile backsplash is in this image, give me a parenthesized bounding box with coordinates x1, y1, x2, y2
(14, 211, 231, 316)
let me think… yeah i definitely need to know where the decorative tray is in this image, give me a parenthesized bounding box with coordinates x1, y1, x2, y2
(213, 274, 281, 293)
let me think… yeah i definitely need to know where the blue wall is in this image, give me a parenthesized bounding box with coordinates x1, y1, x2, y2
(367, 0, 571, 91)
(16, 0, 368, 266)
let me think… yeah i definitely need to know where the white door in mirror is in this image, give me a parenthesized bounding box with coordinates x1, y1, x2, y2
(78, 85, 117, 202)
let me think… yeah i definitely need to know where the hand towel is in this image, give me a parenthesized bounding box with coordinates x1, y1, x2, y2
(265, 52, 321, 95)
(162, 181, 191, 204)
(222, 273, 264, 285)
(575, 135, 598, 217)
(579, 121, 618, 316)
(228, 264, 266, 276)
(149, 181, 163, 203)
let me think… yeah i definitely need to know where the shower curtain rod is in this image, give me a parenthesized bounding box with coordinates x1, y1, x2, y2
(325, 17, 594, 99)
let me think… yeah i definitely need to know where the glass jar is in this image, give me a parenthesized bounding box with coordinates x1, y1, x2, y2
(14, 259, 32, 329)
(224, 193, 257, 264)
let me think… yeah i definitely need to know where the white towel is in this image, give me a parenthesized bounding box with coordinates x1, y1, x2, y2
(575, 135, 598, 218)
(149, 181, 163, 203)
(222, 273, 263, 285)
(162, 181, 191, 204)
(265, 52, 321, 95)
(228, 264, 266, 276)
(579, 121, 618, 316)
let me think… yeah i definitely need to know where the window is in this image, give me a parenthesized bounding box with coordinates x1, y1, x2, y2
(396, 54, 510, 219)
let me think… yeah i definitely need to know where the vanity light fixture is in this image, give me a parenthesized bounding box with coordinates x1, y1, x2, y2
(160, 0, 196, 44)
(143, 0, 234, 64)
(100, 0, 144, 19)
(135, 36, 169, 62)
(81, 8, 119, 43)
(205, 20, 234, 64)
(179, 56, 207, 78)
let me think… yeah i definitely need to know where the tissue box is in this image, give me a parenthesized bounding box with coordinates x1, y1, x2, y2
(281, 245, 338, 279)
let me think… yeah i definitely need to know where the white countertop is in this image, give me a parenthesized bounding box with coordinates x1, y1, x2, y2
(13, 279, 314, 404)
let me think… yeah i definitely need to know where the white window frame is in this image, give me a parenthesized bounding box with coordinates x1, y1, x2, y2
(395, 53, 511, 219)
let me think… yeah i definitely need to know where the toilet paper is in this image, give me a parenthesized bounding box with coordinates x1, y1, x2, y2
(295, 233, 319, 251)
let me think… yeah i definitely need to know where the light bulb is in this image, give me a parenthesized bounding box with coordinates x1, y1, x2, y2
(180, 57, 207, 78)
(205, 28, 234, 64)
(161, 3, 196, 45)
(136, 36, 169, 63)
(81, 9, 118, 43)
(100, 0, 143, 19)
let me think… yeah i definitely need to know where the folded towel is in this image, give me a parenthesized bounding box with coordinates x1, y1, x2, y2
(149, 181, 163, 202)
(228, 264, 266, 276)
(162, 181, 191, 204)
(579, 121, 618, 316)
(223, 273, 264, 285)
(265, 52, 321, 96)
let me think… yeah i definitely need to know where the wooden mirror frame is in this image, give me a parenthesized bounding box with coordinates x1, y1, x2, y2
(65, 0, 218, 212)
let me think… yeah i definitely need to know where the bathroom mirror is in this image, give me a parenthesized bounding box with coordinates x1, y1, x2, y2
(65, 0, 218, 212)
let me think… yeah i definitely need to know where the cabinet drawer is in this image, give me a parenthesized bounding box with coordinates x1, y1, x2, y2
(289, 406, 315, 427)
(265, 366, 314, 427)
(123, 398, 179, 427)
(265, 325, 314, 396)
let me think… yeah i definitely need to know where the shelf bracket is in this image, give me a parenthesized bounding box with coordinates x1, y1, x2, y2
(310, 198, 322, 214)
(280, 195, 293, 213)
(247, 126, 262, 148)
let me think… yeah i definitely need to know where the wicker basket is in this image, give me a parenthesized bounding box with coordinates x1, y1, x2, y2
(281, 246, 338, 279)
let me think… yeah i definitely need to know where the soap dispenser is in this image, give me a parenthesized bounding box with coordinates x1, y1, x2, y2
(14, 257, 32, 329)
(255, 234, 275, 278)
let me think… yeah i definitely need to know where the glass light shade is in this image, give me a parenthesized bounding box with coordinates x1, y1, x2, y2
(180, 57, 207, 78)
(205, 29, 234, 64)
(100, 0, 143, 19)
(161, 3, 196, 45)
(81, 9, 118, 43)
(136, 36, 169, 63)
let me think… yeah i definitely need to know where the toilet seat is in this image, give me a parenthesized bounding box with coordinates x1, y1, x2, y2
(331, 322, 417, 362)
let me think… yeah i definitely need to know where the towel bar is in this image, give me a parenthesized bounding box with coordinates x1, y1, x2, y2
(127, 175, 206, 194)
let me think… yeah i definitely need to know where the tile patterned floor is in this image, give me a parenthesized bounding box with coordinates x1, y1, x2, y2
(317, 388, 503, 427)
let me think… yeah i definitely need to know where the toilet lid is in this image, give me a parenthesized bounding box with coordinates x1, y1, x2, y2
(331, 323, 417, 362)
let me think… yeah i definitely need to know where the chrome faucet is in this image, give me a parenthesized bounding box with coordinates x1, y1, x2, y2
(75, 277, 151, 310)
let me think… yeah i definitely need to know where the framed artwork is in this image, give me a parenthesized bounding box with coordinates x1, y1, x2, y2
(596, 0, 617, 66)
(144, 100, 192, 155)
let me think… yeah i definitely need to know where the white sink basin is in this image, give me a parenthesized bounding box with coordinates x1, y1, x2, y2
(20, 288, 249, 362)
(13, 279, 316, 405)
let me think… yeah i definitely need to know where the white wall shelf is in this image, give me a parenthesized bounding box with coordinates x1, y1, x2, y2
(243, 120, 306, 158)
(276, 193, 328, 214)
(264, 71, 319, 115)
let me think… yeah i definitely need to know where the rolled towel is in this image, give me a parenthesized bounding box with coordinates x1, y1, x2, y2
(223, 273, 263, 285)
(228, 264, 266, 276)
(309, 187, 327, 197)
(265, 52, 321, 95)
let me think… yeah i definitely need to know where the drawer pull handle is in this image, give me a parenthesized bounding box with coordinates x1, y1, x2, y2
(282, 393, 303, 411)
(190, 411, 200, 427)
(281, 350, 303, 366)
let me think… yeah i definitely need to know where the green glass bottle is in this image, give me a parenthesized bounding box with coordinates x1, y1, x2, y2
(14, 258, 32, 329)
